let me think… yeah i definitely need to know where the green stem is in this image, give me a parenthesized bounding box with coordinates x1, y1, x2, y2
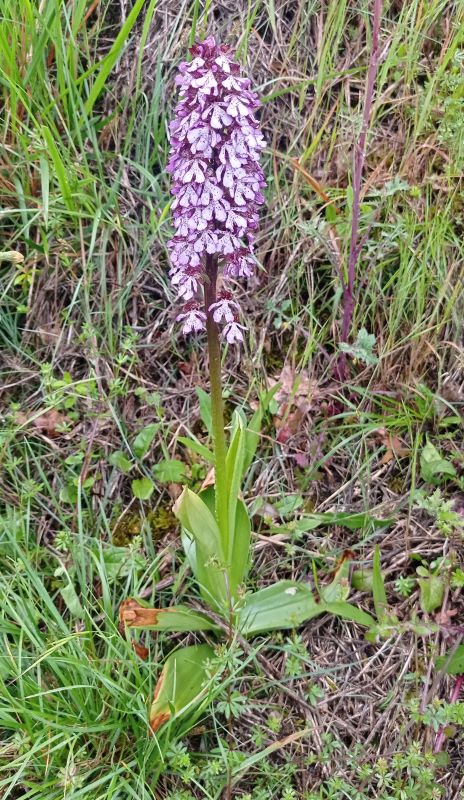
(204, 254, 229, 551)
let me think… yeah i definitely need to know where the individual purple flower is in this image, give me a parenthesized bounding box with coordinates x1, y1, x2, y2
(167, 36, 266, 342)
(223, 321, 245, 344)
(209, 292, 240, 324)
(176, 302, 207, 334)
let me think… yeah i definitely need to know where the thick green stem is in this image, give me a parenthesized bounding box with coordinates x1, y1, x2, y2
(204, 254, 229, 551)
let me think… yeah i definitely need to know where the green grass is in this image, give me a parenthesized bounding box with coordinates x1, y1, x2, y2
(1, 0, 463, 797)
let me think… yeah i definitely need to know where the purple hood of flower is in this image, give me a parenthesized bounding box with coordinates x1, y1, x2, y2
(167, 36, 266, 342)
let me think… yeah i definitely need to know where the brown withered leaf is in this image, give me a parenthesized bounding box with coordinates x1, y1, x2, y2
(16, 408, 71, 438)
(119, 598, 161, 630)
(275, 402, 310, 444)
(200, 466, 215, 491)
(377, 428, 410, 464)
(434, 608, 458, 626)
(270, 365, 319, 444)
(270, 365, 319, 408)
(132, 642, 149, 660)
(150, 672, 171, 733)
(119, 600, 154, 662)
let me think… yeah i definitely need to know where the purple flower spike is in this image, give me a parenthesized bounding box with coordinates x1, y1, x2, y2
(167, 36, 266, 341)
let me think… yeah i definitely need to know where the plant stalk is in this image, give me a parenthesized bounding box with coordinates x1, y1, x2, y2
(204, 253, 229, 549)
(337, 0, 382, 378)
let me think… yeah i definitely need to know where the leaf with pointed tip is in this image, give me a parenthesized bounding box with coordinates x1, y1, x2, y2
(178, 435, 214, 463)
(133, 424, 158, 459)
(238, 581, 322, 636)
(181, 486, 250, 603)
(241, 385, 280, 476)
(420, 440, 456, 484)
(238, 581, 375, 636)
(174, 487, 227, 611)
(323, 601, 375, 628)
(196, 387, 212, 437)
(290, 511, 392, 533)
(119, 598, 219, 632)
(149, 644, 216, 732)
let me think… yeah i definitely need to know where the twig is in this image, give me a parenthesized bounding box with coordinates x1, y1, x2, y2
(337, 0, 383, 379)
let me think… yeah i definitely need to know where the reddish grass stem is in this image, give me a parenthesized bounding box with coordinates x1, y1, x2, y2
(337, 0, 382, 379)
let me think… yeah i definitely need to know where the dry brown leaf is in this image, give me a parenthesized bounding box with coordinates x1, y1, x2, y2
(270, 366, 319, 440)
(200, 466, 215, 491)
(275, 402, 310, 443)
(434, 608, 458, 625)
(377, 428, 410, 464)
(270, 365, 319, 408)
(132, 642, 149, 660)
(119, 598, 161, 629)
(16, 408, 70, 438)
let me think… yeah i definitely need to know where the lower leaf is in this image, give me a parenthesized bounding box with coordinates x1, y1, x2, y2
(238, 581, 375, 636)
(149, 644, 215, 733)
(119, 598, 219, 632)
(238, 581, 322, 635)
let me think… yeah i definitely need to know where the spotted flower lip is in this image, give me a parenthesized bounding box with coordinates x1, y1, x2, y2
(209, 294, 240, 324)
(167, 36, 266, 341)
(176, 303, 207, 334)
(223, 321, 245, 344)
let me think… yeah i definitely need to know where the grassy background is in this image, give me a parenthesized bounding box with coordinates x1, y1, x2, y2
(1, 0, 463, 797)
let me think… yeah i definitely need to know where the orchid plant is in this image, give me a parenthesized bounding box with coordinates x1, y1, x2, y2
(119, 37, 375, 735)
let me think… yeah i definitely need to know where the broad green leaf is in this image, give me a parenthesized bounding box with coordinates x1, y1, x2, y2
(238, 580, 374, 636)
(149, 644, 215, 732)
(436, 645, 464, 676)
(133, 424, 158, 458)
(323, 602, 375, 628)
(153, 459, 186, 483)
(418, 574, 444, 613)
(178, 436, 214, 463)
(420, 441, 456, 484)
(238, 581, 322, 635)
(119, 598, 219, 632)
(290, 511, 392, 533)
(131, 477, 154, 500)
(109, 450, 132, 473)
(372, 546, 388, 622)
(182, 487, 250, 600)
(196, 387, 212, 437)
(174, 487, 227, 610)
